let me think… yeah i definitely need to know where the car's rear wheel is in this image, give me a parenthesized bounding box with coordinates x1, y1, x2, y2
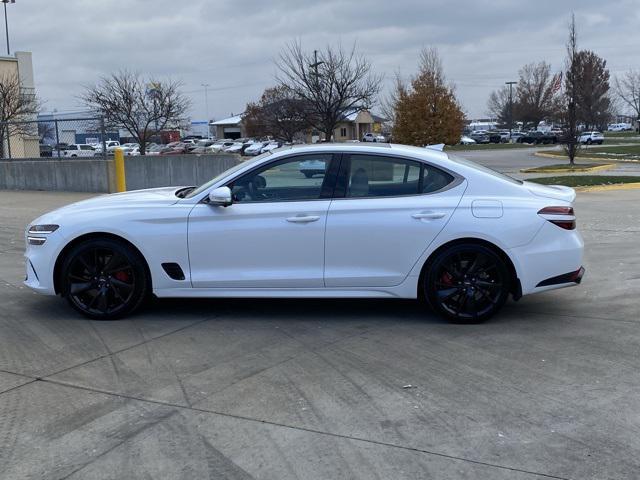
(60, 238, 149, 320)
(424, 244, 510, 324)
(586, 138, 592, 145)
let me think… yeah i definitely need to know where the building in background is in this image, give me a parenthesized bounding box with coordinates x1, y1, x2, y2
(0, 51, 39, 158)
(332, 111, 387, 142)
(212, 114, 245, 140)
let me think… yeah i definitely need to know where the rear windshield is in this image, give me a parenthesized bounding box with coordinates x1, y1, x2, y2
(448, 154, 522, 185)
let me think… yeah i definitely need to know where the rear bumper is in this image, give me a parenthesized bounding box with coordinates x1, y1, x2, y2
(509, 222, 584, 295)
(536, 267, 585, 288)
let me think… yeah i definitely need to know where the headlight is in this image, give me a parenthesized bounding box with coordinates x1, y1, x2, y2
(28, 224, 59, 234)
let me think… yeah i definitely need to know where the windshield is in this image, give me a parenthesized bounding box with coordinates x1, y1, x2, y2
(448, 154, 523, 185)
(184, 152, 273, 199)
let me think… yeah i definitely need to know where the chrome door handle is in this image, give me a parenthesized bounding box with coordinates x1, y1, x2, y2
(286, 215, 320, 223)
(412, 211, 446, 220)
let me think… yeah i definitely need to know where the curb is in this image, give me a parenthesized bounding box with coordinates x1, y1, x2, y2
(576, 182, 640, 193)
(521, 163, 615, 174)
(534, 151, 639, 163)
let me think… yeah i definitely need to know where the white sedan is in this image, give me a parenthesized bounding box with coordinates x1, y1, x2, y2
(24, 144, 584, 323)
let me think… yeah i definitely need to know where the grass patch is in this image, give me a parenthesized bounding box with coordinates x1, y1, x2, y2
(527, 175, 640, 187)
(604, 131, 638, 138)
(523, 163, 611, 173)
(445, 143, 533, 151)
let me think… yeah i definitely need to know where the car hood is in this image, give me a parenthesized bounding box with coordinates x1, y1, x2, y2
(31, 186, 184, 225)
(523, 181, 576, 203)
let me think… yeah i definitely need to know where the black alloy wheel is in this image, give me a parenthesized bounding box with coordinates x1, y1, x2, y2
(61, 239, 148, 319)
(425, 244, 510, 323)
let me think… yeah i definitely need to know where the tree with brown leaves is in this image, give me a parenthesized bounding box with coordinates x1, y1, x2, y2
(243, 86, 308, 142)
(390, 48, 464, 146)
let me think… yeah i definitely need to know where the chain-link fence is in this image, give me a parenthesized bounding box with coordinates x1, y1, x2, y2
(0, 116, 113, 160)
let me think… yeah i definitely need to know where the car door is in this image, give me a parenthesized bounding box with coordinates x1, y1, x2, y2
(188, 153, 338, 288)
(324, 153, 466, 287)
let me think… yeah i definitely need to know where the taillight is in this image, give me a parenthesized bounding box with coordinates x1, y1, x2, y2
(538, 206, 576, 230)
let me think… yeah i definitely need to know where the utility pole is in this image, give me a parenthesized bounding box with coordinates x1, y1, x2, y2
(310, 50, 324, 79)
(505, 81, 517, 138)
(2, 0, 14, 56)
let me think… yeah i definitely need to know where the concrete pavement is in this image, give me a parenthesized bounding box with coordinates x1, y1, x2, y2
(0, 189, 639, 479)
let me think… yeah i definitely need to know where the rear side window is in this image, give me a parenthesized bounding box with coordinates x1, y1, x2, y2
(339, 154, 454, 198)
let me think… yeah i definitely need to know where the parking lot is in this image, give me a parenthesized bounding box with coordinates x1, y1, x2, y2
(0, 187, 639, 479)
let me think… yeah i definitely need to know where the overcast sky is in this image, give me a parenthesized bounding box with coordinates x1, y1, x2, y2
(8, 0, 640, 121)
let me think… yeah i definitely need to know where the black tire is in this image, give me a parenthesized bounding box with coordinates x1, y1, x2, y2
(424, 243, 510, 324)
(586, 138, 592, 145)
(303, 172, 313, 178)
(60, 238, 149, 320)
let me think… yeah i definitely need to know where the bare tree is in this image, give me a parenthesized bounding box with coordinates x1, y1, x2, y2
(276, 42, 382, 142)
(486, 86, 512, 126)
(82, 71, 190, 155)
(514, 62, 561, 129)
(615, 70, 640, 126)
(244, 86, 309, 142)
(562, 13, 580, 165)
(0, 73, 40, 158)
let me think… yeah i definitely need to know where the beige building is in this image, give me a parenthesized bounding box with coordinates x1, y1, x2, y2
(331, 111, 387, 142)
(0, 51, 39, 158)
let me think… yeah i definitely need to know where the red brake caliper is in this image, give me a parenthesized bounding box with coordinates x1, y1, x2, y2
(114, 271, 130, 283)
(440, 271, 454, 286)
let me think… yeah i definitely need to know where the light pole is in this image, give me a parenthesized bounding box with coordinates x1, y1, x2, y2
(2, 0, 14, 56)
(505, 81, 517, 138)
(201, 83, 211, 137)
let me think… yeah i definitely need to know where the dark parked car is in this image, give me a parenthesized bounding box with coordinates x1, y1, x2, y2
(39, 144, 53, 157)
(469, 131, 490, 144)
(516, 131, 558, 144)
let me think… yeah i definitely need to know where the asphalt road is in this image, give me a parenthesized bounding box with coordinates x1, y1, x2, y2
(457, 145, 640, 179)
(0, 188, 639, 480)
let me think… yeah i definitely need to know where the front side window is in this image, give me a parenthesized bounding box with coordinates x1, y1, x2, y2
(343, 154, 454, 198)
(228, 154, 333, 203)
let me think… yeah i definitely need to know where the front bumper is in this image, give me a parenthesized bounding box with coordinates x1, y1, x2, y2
(23, 234, 62, 296)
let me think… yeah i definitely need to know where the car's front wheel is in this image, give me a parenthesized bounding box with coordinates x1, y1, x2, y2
(424, 243, 510, 323)
(60, 238, 149, 320)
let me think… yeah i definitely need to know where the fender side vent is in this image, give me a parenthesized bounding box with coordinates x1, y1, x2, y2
(162, 263, 185, 281)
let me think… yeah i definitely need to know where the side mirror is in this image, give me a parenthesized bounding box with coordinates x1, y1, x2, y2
(208, 186, 233, 207)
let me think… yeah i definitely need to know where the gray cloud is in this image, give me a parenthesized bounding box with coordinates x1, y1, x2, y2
(8, 0, 640, 120)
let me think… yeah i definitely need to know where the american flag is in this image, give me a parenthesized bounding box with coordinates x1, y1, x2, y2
(551, 72, 563, 94)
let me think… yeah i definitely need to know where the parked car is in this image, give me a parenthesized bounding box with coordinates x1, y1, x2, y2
(487, 131, 503, 144)
(146, 145, 164, 156)
(261, 141, 282, 154)
(209, 140, 236, 152)
(25, 144, 584, 323)
(362, 132, 387, 143)
(39, 144, 53, 157)
(299, 158, 327, 178)
(63, 144, 97, 158)
(469, 131, 490, 144)
(516, 131, 557, 144)
(578, 131, 604, 145)
(459, 136, 476, 145)
(244, 141, 270, 156)
(224, 141, 245, 154)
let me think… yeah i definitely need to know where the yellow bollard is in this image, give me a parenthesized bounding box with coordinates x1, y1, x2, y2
(114, 148, 126, 192)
